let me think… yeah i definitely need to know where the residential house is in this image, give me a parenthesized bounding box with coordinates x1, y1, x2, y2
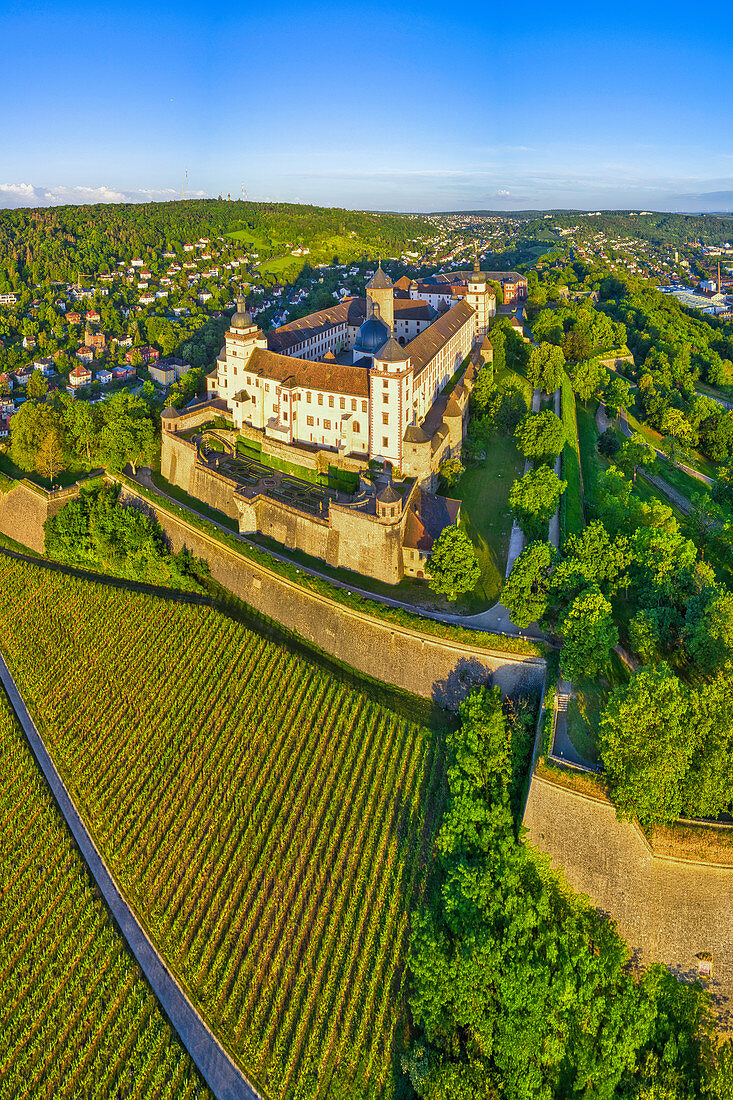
(69, 363, 92, 387)
(96, 369, 113, 385)
(125, 345, 159, 364)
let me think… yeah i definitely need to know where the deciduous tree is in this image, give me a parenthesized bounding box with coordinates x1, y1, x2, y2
(425, 525, 481, 601)
(559, 588, 618, 681)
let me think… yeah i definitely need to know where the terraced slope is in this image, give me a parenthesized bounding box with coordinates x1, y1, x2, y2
(0, 556, 445, 1099)
(0, 686, 210, 1100)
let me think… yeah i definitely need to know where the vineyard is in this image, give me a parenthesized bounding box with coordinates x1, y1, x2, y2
(0, 555, 446, 1099)
(0, 684, 210, 1099)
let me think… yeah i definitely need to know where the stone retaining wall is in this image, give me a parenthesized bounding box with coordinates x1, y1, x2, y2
(116, 481, 546, 706)
(523, 768, 733, 1028)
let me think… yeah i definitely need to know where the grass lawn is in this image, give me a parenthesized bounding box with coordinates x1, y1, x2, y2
(566, 650, 629, 767)
(453, 430, 525, 609)
(226, 227, 270, 249)
(0, 450, 101, 491)
(651, 459, 713, 504)
(258, 254, 303, 278)
(496, 365, 533, 408)
(627, 408, 717, 479)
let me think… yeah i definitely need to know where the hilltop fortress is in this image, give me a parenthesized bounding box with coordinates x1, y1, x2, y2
(161, 264, 499, 583)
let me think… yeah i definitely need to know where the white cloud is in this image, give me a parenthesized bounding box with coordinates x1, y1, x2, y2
(0, 183, 209, 209)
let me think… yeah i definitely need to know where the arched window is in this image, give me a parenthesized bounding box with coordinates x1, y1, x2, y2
(398, 336, 405, 346)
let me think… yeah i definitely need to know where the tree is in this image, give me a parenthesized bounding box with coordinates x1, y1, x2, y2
(438, 457, 464, 490)
(470, 364, 495, 415)
(527, 341, 565, 394)
(35, 428, 66, 483)
(661, 408, 696, 465)
(501, 541, 556, 627)
(603, 373, 634, 420)
(425, 525, 481, 601)
(683, 582, 733, 675)
(509, 466, 567, 541)
(99, 412, 156, 474)
(616, 432, 656, 482)
(26, 368, 48, 399)
(9, 399, 57, 471)
(563, 328, 592, 364)
(559, 588, 618, 681)
(570, 357, 604, 404)
(599, 664, 699, 828)
(64, 400, 99, 464)
(598, 426, 621, 458)
(513, 409, 565, 465)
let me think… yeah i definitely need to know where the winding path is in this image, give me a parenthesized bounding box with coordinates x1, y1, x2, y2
(0, 653, 263, 1100)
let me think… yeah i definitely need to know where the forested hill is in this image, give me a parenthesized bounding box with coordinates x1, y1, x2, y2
(0, 199, 429, 288)
(523, 211, 733, 246)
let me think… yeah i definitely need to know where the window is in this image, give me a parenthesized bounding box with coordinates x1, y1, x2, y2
(353, 421, 360, 434)
(383, 379, 388, 388)
(283, 412, 288, 421)
(323, 419, 331, 430)
(382, 393, 389, 404)
(265, 383, 270, 392)
(306, 391, 312, 403)
(307, 415, 314, 426)
(362, 401, 367, 413)
(382, 436, 389, 448)
(339, 397, 345, 410)
(351, 399, 356, 411)
(318, 394, 323, 405)
(329, 396, 334, 408)
(382, 413, 389, 425)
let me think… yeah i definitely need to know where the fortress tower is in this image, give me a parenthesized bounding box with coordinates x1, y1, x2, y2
(467, 255, 493, 339)
(366, 263, 394, 331)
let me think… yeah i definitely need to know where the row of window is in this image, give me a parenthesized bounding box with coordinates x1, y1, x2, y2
(303, 415, 363, 434)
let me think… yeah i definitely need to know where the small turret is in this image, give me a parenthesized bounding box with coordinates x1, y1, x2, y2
(376, 480, 403, 523)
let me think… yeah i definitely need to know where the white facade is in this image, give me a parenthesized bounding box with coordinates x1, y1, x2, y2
(210, 290, 476, 469)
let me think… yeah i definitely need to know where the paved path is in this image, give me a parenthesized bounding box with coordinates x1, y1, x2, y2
(0, 653, 262, 1100)
(596, 405, 714, 499)
(616, 408, 714, 487)
(550, 677, 594, 769)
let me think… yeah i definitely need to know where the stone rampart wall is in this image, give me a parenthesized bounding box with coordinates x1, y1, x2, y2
(116, 480, 546, 705)
(0, 480, 88, 554)
(523, 770, 733, 1028)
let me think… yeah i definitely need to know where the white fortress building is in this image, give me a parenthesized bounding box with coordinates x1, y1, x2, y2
(206, 263, 495, 477)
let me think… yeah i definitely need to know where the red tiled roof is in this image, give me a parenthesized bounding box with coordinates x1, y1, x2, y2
(266, 299, 366, 354)
(404, 300, 474, 377)
(248, 347, 369, 397)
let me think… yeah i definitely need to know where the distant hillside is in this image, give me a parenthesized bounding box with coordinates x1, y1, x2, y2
(0, 198, 431, 288)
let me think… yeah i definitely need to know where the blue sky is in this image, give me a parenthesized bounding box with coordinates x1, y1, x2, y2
(1, 0, 731, 212)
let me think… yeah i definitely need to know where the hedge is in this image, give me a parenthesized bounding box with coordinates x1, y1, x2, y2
(560, 372, 584, 540)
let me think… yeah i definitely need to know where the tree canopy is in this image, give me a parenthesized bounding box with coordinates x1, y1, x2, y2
(425, 524, 481, 601)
